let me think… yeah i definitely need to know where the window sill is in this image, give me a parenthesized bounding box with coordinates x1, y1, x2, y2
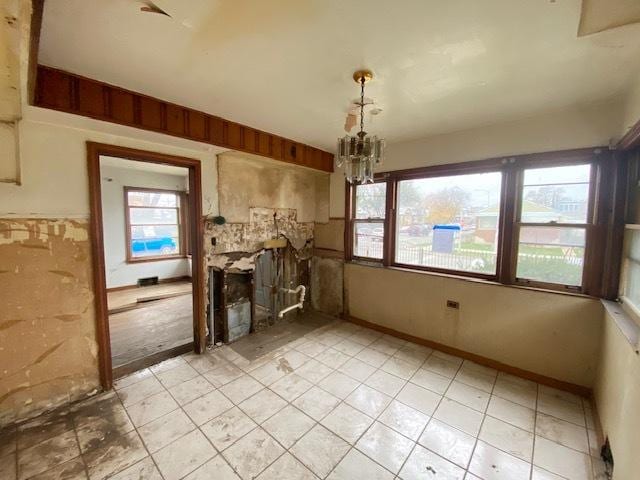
(346, 260, 598, 300)
(126, 255, 188, 264)
(602, 300, 640, 354)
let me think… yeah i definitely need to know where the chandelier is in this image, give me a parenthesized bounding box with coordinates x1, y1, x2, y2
(336, 70, 385, 184)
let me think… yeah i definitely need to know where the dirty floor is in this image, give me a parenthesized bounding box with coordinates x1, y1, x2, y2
(0, 319, 605, 480)
(109, 292, 193, 369)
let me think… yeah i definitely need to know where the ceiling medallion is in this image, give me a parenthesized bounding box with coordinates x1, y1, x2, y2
(336, 69, 385, 184)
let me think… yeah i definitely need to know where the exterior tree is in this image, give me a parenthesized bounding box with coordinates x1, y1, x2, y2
(425, 187, 469, 224)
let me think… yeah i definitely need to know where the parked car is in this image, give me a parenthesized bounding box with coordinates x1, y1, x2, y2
(131, 237, 177, 256)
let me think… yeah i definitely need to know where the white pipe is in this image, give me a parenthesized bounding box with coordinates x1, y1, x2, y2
(278, 285, 306, 318)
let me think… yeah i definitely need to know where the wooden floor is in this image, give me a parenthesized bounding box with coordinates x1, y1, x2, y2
(108, 282, 193, 369)
(107, 281, 193, 313)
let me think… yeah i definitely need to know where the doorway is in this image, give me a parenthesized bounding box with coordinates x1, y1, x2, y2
(87, 143, 205, 390)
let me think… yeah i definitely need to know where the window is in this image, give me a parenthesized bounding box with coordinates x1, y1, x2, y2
(124, 188, 185, 262)
(515, 164, 591, 288)
(395, 172, 502, 276)
(351, 182, 386, 260)
(346, 148, 615, 296)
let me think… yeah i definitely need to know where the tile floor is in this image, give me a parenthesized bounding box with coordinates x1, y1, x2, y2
(0, 320, 607, 480)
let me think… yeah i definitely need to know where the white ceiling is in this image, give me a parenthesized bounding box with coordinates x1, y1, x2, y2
(100, 155, 189, 176)
(39, 0, 640, 151)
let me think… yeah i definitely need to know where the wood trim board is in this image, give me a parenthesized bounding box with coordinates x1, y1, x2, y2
(346, 314, 592, 398)
(36, 65, 334, 172)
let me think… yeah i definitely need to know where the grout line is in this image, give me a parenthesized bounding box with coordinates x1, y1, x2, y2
(17, 320, 590, 480)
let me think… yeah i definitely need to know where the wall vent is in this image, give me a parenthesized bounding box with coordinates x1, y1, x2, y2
(137, 276, 159, 287)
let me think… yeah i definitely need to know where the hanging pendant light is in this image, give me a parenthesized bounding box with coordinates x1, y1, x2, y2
(336, 70, 385, 184)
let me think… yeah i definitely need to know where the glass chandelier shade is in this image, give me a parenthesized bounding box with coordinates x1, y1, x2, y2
(335, 71, 385, 184)
(336, 133, 384, 184)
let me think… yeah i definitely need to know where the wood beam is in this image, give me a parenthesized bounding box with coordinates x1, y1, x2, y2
(34, 65, 334, 172)
(27, 0, 44, 105)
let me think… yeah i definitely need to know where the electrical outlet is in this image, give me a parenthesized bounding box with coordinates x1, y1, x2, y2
(446, 300, 459, 309)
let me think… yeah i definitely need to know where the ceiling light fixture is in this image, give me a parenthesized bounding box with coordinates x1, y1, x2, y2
(336, 70, 385, 184)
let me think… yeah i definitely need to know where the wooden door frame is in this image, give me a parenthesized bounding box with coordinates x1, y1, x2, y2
(87, 142, 206, 390)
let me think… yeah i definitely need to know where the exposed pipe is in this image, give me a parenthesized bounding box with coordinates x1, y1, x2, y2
(277, 285, 306, 318)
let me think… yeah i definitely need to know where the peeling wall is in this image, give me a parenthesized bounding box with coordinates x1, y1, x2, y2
(206, 208, 314, 263)
(0, 219, 99, 426)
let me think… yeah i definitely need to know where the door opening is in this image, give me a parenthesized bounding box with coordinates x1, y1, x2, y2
(87, 143, 205, 390)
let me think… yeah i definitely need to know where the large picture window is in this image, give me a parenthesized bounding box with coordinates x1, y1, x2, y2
(124, 187, 185, 262)
(346, 148, 614, 296)
(395, 172, 502, 276)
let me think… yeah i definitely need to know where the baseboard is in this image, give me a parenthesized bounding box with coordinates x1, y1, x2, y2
(106, 275, 191, 293)
(346, 314, 592, 398)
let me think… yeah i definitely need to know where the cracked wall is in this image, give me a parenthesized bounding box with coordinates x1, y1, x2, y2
(0, 219, 99, 426)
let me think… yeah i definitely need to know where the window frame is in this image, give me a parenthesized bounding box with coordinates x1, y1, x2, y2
(124, 186, 187, 263)
(345, 147, 616, 297)
(348, 180, 390, 263)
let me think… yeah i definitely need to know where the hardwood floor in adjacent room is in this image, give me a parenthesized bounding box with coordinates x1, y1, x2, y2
(108, 282, 193, 369)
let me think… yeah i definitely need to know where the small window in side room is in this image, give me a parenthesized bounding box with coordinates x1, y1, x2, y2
(125, 188, 185, 262)
(514, 164, 592, 289)
(352, 182, 387, 260)
(395, 171, 503, 277)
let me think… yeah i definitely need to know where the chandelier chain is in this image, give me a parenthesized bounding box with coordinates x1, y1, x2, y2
(359, 76, 365, 135)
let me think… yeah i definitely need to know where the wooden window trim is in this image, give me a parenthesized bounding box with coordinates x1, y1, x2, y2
(345, 147, 618, 297)
(124, 186, 187, 263)
(349, 180, 388, 263)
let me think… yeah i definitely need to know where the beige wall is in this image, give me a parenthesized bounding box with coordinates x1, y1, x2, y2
(1, 107, 221, 219)
(346, 263, 602, 387)
(314, 218, 345, 252)
(330, 99, 623, 217)
(328, 102, 627, 386)
(217, 152, 329, 224)
(0, 108, 223, 425)
(621, 71, 640, 138)
(593, 310, 640, 480)
(0, 219, 97, 426)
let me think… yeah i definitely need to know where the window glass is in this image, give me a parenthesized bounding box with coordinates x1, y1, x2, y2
(621, 228, 640, 311)
(127, 189, 182, 259)
(352, 182, 386, 260)
(353, 222, 384, 259)
(127, 191, 178, 207)
(515, 226, 585, 286)
(355, 183, 386, 219)
(395, 172, 502, 274)
(130, 207, 178, 225)
(521, 164, 590, 223)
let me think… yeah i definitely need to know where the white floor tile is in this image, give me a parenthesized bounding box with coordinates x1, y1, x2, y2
(400, 444, 465, 480)
(419, 419, 476, 469)
(356, 422, 414, 474)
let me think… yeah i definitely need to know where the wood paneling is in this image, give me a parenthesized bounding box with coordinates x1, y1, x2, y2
(37, 65, 333, 172)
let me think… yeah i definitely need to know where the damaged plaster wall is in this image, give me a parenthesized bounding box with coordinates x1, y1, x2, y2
(217, 151, 329, 224)
(208, 152, 327, 270)
(311, 219, 345, 317)
(0, 219, 99, 426)
(0, 108, 223, 425)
